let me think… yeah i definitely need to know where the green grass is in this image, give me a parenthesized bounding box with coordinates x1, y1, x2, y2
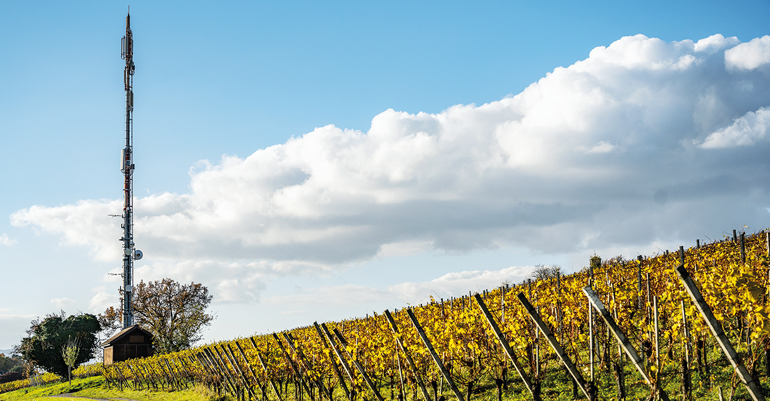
(4, 340, 770, 401)
(0, 376, 217, 401)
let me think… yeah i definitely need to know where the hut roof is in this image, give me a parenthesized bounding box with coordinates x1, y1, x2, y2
(102, 324, 154, 347)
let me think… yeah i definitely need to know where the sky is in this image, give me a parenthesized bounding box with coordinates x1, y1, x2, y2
(1, 1, 769, 351)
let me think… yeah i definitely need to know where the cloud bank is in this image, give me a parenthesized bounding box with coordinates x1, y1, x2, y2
(12, 34, 770, 303)
(265, 265, 536, 314)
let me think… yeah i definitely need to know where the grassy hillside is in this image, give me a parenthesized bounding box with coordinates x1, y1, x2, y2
(0, 376, 214, 401)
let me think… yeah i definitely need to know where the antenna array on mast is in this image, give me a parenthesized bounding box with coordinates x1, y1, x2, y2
(119, 11, 142, 329)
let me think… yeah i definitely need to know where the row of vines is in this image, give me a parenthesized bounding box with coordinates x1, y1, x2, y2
(100, 230, 770, 400)
(6, 229, 769, 400)
(0, 372, 60, 394)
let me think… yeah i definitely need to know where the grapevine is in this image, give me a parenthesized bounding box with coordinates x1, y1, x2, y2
(22, 229, 770, 400)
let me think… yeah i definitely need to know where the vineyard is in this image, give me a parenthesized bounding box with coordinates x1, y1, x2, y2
(4, 229, 770, 400)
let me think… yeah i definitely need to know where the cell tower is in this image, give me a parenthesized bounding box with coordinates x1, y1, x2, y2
(120, 10, 143, 329)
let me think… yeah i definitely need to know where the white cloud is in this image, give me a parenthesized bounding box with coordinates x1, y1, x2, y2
(11, 34, 770, 304)
(11, 200, 121, 261)
(88, 289, 114, 313)
(389, 265, 535, 302)
(132, 260, 275, 304)
(694, 34, 740, 54)
(580, 141, 616, 154)
(0, 234, 16, 246)
(376, 240, 434, 257)
(50, 297, 76, 309)
(267, 284, 390, 309)
(725, 35, 770, 71)
(700, 107, 770, 148)
(265, 266, 534, 312)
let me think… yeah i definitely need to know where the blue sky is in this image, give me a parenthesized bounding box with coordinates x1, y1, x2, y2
(1, 1, 770, 350)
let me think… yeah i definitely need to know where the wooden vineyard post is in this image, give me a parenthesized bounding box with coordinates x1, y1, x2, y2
(113, 364, 126, 391)
(284, 333, 331, 400)
(405, 308, 466, 401)
(196, 352, 219, 392)
(588, 296, 594, 384)
(331, 327, 386, 401)
(384, 310, 433, 401)
(249, 337, 284, 401)
(653, 296, 660, 387)
(139, 361, 155, 390)
(100, 365, 113, 389)
(156, 361, 169, 389)
(313, 322, 351, 400)
(273, 333, 314, 400)
(125, 363, 144, 390)
(128, 363, 143, 390)
(680, 300, 692, 400)
(396, 352, 406, 401)
(675, 264, 766, 401)
(215, 346, 248, 399)
(588, 256, 599, 386)
(158, 358, 182, 390)
(175, 357, 192, 387)
(138, 363, 153, 391)
(515, 292, 594, 401)
(234, 342, 269, 401)
(319, 323, 357, 393)
(125, 363, 139, 390)
(215, 347, 242, 397)
(100, 365, 111, 389)
(740, 232, 746, 264)
(472, 294, 539, 401)
(176, 358, 189, 386)
(582, 286, 671, 401)
(203, 349, 226, 393)
(207, 348, 239, 396)
(219, 347, 245, 393)
(637, 256, 643, 310)
(207, 351, 230, 395)
(163, 359, 183, 389)
(188, 356, 203, 387)
(171, 358, 189, 388)
(224, 344, 259, 400)
(678, 247, 693, 400)
(557, 273, 563, 345)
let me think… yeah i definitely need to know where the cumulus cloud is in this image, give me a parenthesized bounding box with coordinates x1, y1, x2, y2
(265, 266, 534, 312)
(88, 290, 113, 313)
(700, 107, 770, 148)
(0, 234, 16, 246)
(50, 297, 76, 309)
(11, 34, 770, 303)
(725, 36, 770, 71)
(11, 200, 121, 261)
(390, 265, 535, 302)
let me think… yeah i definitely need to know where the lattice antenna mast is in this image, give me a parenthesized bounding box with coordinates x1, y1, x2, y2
(120, 11, 142, 328)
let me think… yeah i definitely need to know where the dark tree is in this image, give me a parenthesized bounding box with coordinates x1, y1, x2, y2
(18, 312, 100, 378)
(0, 352, 23, 374)
(97, 306, 122, 336)
(530, 264, 562, 280)
(99, 278, 214, 354)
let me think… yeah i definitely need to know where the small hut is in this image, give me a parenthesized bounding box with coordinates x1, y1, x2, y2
(102, 325, 154, 365)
